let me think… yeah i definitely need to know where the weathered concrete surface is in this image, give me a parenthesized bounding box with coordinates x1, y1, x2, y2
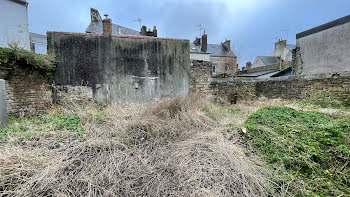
(48, 32, 190, 103)
(296, 16, 350, 74)
(0, 80, 8, 127)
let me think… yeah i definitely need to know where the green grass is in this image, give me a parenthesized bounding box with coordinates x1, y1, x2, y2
(0, 113, 84, 141)
(244, 106, 350, 196)
(301, 90, 349, 109)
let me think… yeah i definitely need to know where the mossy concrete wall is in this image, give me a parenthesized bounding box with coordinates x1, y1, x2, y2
(48, 32, 191, 103)
(0, 79, 7, 127)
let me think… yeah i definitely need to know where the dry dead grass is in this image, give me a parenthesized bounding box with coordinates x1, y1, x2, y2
(0, 95, 274, 197)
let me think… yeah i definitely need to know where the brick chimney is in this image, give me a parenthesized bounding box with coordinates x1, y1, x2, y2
(153, 26, 158, 37)
(222, 40, 231, 51)
(102, 14, 112, 35)
(140, 25, 157, 37)
(246, 61, 252, 69)
(275, 39, 287, 50)
(201, 32, 207, 52)
(141, 26, 147, 35)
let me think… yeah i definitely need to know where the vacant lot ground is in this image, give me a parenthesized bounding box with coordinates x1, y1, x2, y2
(0, 94, 349, 197)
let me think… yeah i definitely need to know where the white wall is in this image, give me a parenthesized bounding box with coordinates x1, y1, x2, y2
(252, 57, 264, 68)
(0, 0, 30, 49)
(297, 21, 350, 74)
(190, 53, 211, 62)
(271, 47, 292, 62)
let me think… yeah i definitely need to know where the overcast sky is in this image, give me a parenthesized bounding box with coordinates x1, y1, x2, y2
(28, 0, 350, 67)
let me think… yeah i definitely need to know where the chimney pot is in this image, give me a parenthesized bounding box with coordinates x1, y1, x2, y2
(102, 15, 112, 35)
(246, 61, 252, 69)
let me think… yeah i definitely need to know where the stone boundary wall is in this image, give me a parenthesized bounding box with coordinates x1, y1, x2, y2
(4, 69, 95, 117)
(54, 85, 94, 104)
(5, 69, 52, 116)
(0, 79, 7, 127)
(210, 71, 350, 102)
(189, 60, 212, 94)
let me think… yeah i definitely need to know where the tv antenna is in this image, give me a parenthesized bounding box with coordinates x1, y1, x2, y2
(196, 24, 204, 37)
(134, 17, 142, 29)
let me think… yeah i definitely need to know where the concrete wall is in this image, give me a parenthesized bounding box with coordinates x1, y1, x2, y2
(296, 16, 350, 74)
(0, 0, 30, 49)
(0, 80, 8, 127)
(48, 32, 191, 103)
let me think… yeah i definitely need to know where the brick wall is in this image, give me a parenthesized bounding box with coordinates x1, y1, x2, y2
(189, 60, 212, 93)
(5, 69, 52, 116)
(210, 72, 350, 102)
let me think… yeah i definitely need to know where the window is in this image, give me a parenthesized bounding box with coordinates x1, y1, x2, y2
(212, 64, 217, 74)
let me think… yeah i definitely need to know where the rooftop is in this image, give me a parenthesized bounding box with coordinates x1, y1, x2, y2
(190, 43, 236, 57)
(285, 44, 296, 51)
(86, 8, 141, 36)
(46, 31, 189, 41)
(238, 69, 279, 78)
(30, 32, 47, 44)
(257, 56, 280, 66)
(9, 0, 28, 5)
(86, 21, 141, 36)
(297, 14, 350, 39)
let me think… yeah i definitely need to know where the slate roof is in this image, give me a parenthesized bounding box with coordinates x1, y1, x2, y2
(190, 43, 236, 57)
(285, 44, 296, 51)
(257, 56, 280, 66)
(86, 21, 141, 36)
(271, 67, 292, 77)
(30, 32, 47, 44)
(190, 43, 202, 53)
(237, 69, 279, 78)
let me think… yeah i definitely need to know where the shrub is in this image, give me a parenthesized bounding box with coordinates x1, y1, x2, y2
(0, 47, 55, 77)
(244, 106, 350, 196)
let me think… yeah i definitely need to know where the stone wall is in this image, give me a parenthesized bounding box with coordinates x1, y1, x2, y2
(54, 85, 94, 104)
(189, 60, 212, 93)
(0, 79, 7, 127)
(211, 72, 350, 102)
(210, 79, 257, 101)
(48, 32, 191, 103)
(5, 69, 52, 116)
